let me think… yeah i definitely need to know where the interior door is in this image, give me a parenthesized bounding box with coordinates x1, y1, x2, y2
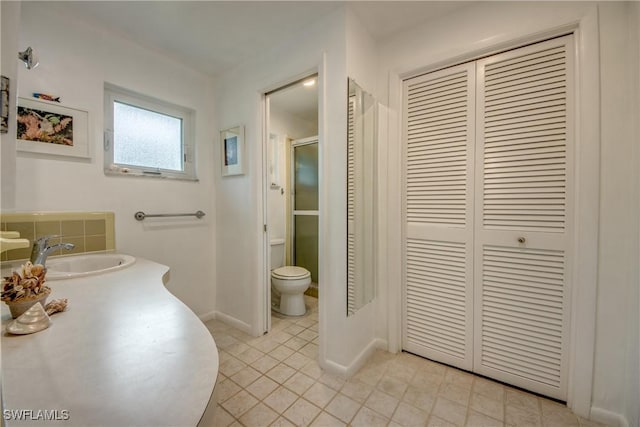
(401, 35, 574, 401)
(473, 35, 574, 400)
(402, 62, 476, 370)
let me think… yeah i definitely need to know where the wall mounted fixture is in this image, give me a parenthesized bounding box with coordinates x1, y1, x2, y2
(18, 47, 39, 70)
(134, 210, 206, 221)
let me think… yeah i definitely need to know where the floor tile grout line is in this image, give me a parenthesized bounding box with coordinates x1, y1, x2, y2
(206, 300, 595, 427)
(214, 305, 323, 425)
(462, 376, 475, 427)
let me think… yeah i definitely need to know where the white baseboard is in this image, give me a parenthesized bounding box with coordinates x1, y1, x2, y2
(346, 338, 387, 376)
(198, 310, 217, 323)
(320, 338, 387, 377)
(590, 406, 629, 427)
(213, 311, 253, 335)
(319, 358, 348, 376)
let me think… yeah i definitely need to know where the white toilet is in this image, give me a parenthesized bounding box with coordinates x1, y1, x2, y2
(270, 239, 311, 316)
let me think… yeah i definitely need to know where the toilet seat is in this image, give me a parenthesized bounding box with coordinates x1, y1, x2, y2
(272, 266, 310, 280)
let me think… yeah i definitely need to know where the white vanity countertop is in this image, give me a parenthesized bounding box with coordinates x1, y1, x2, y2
(1, 257, 218, 427)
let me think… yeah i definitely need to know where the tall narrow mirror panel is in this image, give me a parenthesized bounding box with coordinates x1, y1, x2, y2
(347, 78, 376, 316)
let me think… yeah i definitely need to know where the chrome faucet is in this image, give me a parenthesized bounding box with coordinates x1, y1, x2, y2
(30, 235, 75, 266)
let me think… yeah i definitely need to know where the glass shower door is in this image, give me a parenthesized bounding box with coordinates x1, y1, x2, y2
(292, 140, 318, 283)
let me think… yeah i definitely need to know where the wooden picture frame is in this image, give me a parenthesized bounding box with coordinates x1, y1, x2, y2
(16, 97, 89, 159)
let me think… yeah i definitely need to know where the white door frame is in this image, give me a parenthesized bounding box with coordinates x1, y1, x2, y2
(261, 70, 322, 336)
(386, 10, 600, 417)
(262, 93, 271, 333)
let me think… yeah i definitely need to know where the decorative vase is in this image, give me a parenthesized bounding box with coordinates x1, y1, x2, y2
(4, 288, 51, 319)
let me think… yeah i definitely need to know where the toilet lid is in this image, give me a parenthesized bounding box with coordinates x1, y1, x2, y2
(272, 266, 311, 279)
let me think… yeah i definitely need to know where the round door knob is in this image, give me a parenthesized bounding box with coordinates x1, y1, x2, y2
(517, 237, 526, 244)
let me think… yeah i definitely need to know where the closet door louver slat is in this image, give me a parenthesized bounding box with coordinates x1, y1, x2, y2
(406, 239, 468, 360)
(480, 246, 565, 389)
(348, 97, 355, 223)
(474, 36, 572, 400)
(481, 43, 568, 232)
(402, 62, 475, 370)
(405, 68, 472, 227)
(347, 96, 356, 315)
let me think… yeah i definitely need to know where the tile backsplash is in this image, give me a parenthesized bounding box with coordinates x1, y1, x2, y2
(1, 212, 115, 262)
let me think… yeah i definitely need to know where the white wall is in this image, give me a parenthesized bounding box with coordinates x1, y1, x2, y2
(625, 3, 640, 426)
(270, 105, 317, 141)
(213, 5, 382, 373)
(593, 3, 639, 425)
(0, 2, 20, 210)
(376, 1, 638, 425)
(344, 7, 385, 357)
(266, 133, 287, 244)
(12, 3, 216, 317)
(212, 7, 347, 338)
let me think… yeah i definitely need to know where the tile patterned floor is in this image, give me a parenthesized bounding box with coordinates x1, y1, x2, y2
(204, 296, 605, 427)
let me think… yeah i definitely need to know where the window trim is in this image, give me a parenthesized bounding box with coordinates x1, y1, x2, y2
(104, 83, 197, 181)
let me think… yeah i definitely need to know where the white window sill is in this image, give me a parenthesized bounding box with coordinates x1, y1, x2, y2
(104, 168, 199, 182)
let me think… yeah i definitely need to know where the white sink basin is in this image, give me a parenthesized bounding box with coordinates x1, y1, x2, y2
(45, 253, 136, 280)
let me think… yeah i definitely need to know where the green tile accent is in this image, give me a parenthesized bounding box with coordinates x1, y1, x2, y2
(5, 222, 35, 261)
(35, 221, 61, 238)
(85, 219, 106, 236)
(1, 212, 115, 261)
(6, 222, 35, 241)
(85, 235, 106, 252)
(62, 236, 85, 255)
(6, 246, 32, 261)
(105, 213, 115, 250)
(61, 220, 84, 237)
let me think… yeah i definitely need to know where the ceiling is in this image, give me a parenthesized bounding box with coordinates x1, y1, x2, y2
(269, 77, 319, 125)
(43, 1, 473, 77)
(349, 1, 472, 41)
(38, 1, 472, 117)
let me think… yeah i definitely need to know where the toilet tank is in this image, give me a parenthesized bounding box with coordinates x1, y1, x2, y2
(270, 238, 285, 270)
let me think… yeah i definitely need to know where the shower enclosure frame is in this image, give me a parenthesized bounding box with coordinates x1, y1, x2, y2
(290, 136, 319, 279)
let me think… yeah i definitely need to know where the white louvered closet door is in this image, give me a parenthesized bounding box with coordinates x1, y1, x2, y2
(474, 35, 573, 400)
(402, 63, 476, 370)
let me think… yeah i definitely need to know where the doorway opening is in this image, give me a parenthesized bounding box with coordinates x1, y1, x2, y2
(264, 74, 319, 332)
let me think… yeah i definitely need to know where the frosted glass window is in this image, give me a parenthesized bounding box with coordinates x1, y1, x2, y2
(294, 215, 318, 282)
(293, 143, 319, 211)
(114, 102, 183, 171)
(104, 83, 196, 180)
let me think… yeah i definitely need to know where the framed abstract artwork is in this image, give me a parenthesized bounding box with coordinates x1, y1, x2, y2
(16, 97, 89, 159)
(220, 125, 244, 176)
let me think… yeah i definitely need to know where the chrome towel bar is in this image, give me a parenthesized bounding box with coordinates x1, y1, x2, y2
(134, 210, 206, 221)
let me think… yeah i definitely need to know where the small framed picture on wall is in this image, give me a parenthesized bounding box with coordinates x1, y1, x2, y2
(16, 97, 89, 159)
(221, 125, 244, 176)
(1, 76, 9, 134)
